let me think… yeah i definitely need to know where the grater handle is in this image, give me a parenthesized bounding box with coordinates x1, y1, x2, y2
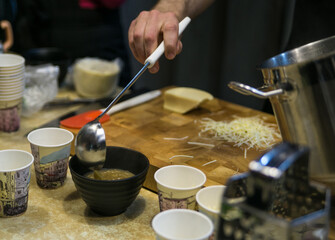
(144, 16, 191, 68)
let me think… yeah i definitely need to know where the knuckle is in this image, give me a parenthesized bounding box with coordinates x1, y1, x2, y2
(163, 22, 178, 32)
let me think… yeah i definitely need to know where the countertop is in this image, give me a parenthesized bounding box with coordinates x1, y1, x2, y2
(0, 88, 159, 240)
(0, 87, 334, 239)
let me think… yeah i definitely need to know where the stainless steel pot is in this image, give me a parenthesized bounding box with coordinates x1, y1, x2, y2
(229, 35, 335, 191)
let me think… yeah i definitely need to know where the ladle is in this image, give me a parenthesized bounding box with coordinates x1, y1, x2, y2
(75, 17, 191, 169)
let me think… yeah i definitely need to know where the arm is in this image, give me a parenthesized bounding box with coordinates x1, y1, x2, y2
(0, 20, 14, 52)
(128, 0, 215, 73)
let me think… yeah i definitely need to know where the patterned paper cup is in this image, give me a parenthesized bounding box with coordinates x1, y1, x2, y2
(0, 149, 34, 217)
(0, 99, 22, 133)
(27, 128, 74, 189)
(154, 165, 206, 212)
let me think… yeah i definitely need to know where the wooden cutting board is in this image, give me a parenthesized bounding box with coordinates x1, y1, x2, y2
(61, 86, 282, 192)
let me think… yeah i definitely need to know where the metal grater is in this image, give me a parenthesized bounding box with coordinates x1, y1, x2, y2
(216, 142, 331, 240)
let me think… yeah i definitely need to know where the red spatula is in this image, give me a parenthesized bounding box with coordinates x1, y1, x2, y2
(60, 90, 161, 129)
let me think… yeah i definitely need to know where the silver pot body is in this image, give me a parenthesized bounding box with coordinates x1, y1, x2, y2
(229, 36, 335, 190)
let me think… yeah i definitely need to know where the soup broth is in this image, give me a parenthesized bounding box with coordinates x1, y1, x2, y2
(86, 168, 135, 180)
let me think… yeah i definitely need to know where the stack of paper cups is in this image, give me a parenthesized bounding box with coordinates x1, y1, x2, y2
(0, 54, 25, 132)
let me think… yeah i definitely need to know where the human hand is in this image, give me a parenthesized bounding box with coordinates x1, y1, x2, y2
(128, 10, 183, 73)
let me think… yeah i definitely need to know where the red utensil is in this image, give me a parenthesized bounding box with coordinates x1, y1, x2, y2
(60, 90, 161, 129)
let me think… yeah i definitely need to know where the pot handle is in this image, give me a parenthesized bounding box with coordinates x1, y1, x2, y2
(228, 81, 284, 99)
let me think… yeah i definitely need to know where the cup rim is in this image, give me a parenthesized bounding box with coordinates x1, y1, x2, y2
(196, 185, 226, 214)
(0, 96, 23, 101)
(0, 149, 34, 172)
(0, 87, 24, 93)
(0, 66, 24, 72)
(0, 92, 24, 100)
(27, 127, 74, 147)
(154, 165, 206, 191)
(0, 74, 24, 79)
(0, 80, 24, 86)
(0, 54, 25, 68)
(152, 209, 214, 240)
(0, 84, 24, 88)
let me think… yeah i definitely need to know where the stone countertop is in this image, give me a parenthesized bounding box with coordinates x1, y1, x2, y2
(1, 88, 334, 239)
(0, 171, 159, 239)
(0, 89, 159, 240)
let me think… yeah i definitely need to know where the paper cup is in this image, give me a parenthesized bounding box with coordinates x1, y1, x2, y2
(196, 185, 226, 238)
(154, 165, 206, 211)
(0, 92, 24, 100)
(0, 54, 25, 69)
(27, 128, 74, 189)
(0, 98, 22, 109)
(0, 79, 25, 86)
(152, 209, 214, 240)
(0, 100, 22, 133)
(0, 149, 34, 217)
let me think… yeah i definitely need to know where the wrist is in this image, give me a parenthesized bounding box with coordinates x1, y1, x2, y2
(153, 0, 187, 20)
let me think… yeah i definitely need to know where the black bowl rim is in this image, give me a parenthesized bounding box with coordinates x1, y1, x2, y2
(69, 146, 150, 183)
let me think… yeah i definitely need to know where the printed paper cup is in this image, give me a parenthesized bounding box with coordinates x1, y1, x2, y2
(154, 165, 206, 211)
(0, 149, 34, 217)
(0, 99, 22, 133)
(27, 128, 74, 189)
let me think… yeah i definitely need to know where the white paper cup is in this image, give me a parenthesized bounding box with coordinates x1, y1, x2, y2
(0, 54, 25, 69)
(0, 98, 22, 109)
(0, 81, 24, 89)
(27, 128, 74, 189)
(0, 92, 24, 100)
(196, 185, 226, 237)
(0, 83, 24, 90)
(0, 72, 24, 79)
(0, 68, 24, 76)
(0, 87, 24, 94)
(0, 149, 34, 217)
(152, 209, 214, 240)
(154, 165, 206, 211)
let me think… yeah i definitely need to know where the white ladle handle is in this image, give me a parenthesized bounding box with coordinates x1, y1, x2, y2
(96, 17, 191, 120)
(144, 16, 191, 68)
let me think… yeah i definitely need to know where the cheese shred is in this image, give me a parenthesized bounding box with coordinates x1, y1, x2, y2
(169, 155, 194, 160)
(163, 136, 189, 141)
(198, 116, 281, 150)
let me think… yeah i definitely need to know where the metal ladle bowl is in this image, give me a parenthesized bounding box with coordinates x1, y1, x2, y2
(75, 17, 191, 169)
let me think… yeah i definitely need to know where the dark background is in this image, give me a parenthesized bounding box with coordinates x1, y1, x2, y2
(1, 0, 335, 112)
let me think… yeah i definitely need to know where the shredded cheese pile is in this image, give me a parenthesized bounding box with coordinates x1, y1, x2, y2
(198, 116, 281, 150)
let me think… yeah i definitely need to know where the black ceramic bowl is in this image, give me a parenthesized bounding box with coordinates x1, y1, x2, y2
(69, 146, 149, 216)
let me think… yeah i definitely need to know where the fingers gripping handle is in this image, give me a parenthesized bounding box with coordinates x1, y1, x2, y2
(144, 16, 191, 68)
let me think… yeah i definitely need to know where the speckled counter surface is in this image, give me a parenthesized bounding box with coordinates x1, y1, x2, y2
(0, 89, 159, 240)
(1, 88, 335, 240)
(0, 170, 159, 240)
